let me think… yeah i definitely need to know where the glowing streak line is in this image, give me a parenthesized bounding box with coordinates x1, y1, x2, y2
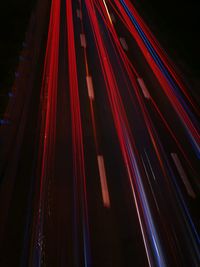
(102, 0, 113, 25)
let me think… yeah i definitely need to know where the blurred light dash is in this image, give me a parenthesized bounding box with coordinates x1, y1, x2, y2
(80, 33, 87, 48)
(171, 153, 196, 198)
(137, 77, 150, 99)
(97, 155, 110, 208)
(86, 75, 95, 100)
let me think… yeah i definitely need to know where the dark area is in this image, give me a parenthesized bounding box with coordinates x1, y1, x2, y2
(134, 0, 200, 93)
(0, 0, 36, 113)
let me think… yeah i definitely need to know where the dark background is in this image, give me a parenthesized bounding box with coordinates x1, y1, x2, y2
(134, 0, 200, 89)
(0, 0, 35, 86)
(0, 0, 199, 113)
(0, 0, 35, 114)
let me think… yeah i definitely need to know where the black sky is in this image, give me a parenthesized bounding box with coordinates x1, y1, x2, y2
(134, 0, 200, 83)
(0, 1, 35, 88)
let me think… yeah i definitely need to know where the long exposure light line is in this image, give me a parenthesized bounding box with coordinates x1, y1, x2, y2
(66, 0, 92, 265)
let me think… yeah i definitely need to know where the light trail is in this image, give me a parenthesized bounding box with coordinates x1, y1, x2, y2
(102, 0, 113, 25)
(112, 0, 200, 158)
(84, 1, 167, 265)
(29, 0, 61, 265)
(84, 0, 200, 265)
(66, 0, 91, 265)
(79, 0, 111, 209)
